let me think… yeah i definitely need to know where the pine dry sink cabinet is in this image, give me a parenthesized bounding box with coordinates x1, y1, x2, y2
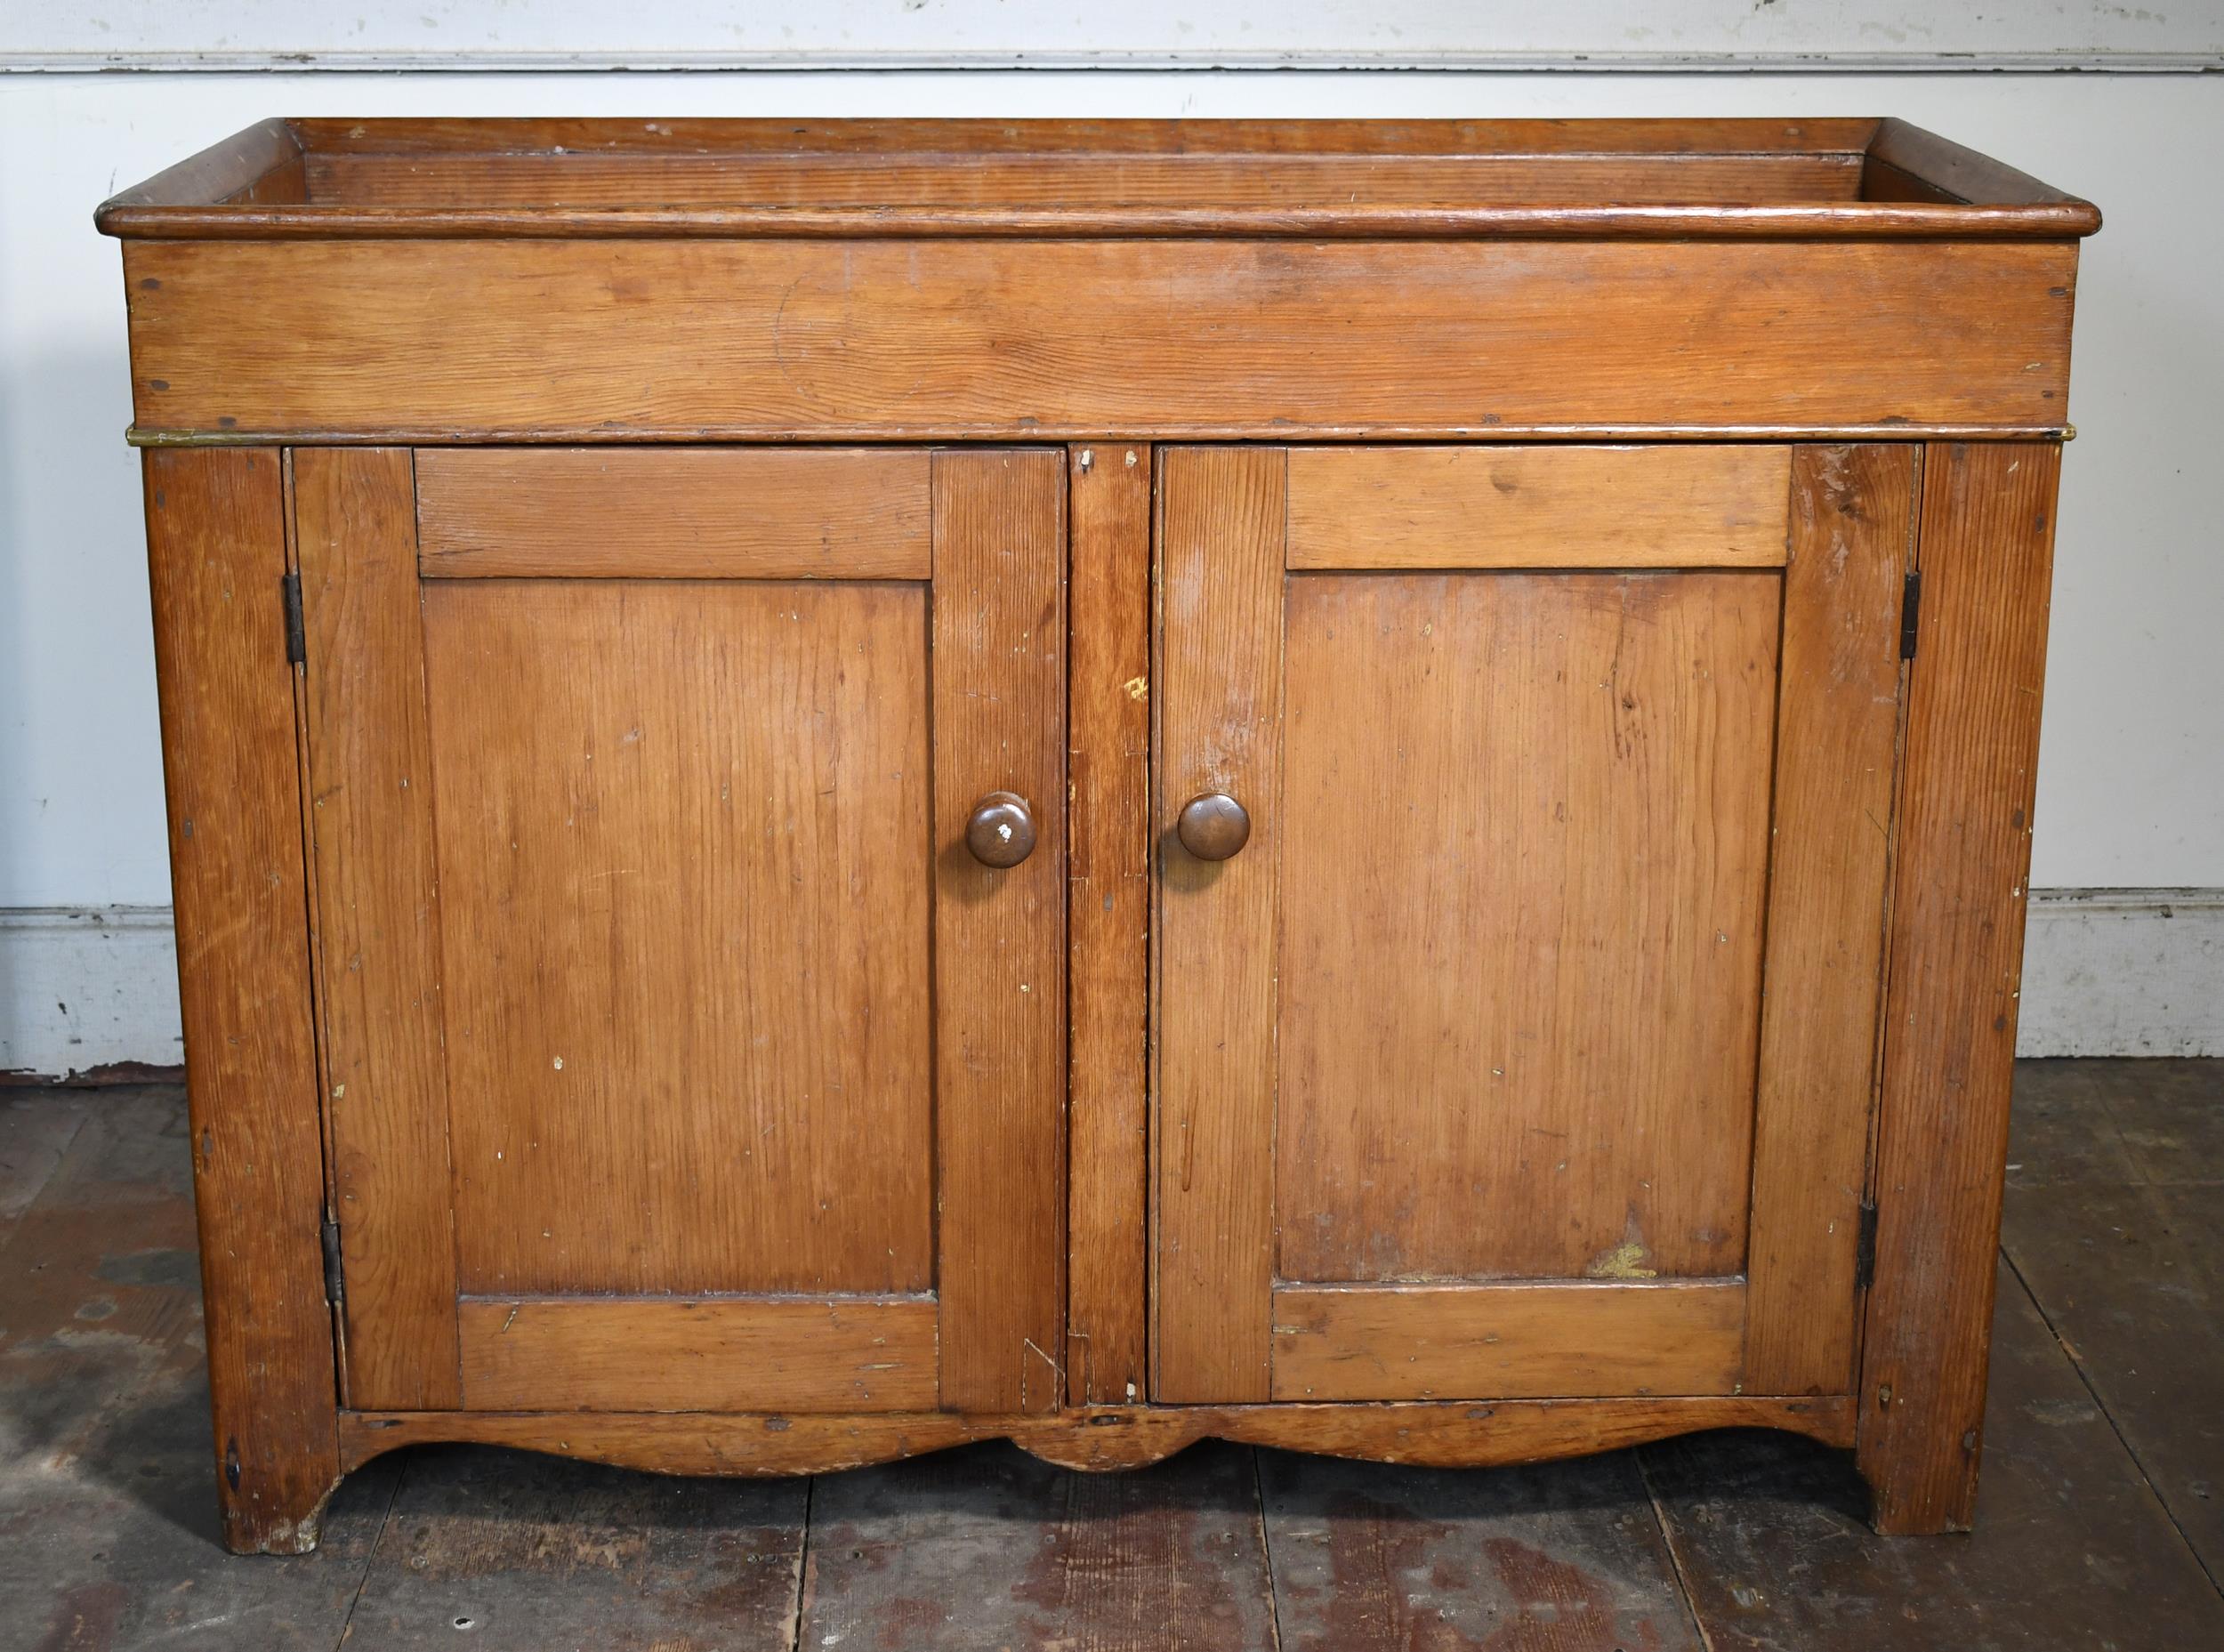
(97, 117, 2099, 1553)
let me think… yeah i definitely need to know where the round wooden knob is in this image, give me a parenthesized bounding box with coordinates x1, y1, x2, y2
(965, 791, 1036, 869)
(1176, 793, 1251, 861)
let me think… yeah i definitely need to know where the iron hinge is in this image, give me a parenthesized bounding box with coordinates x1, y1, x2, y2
(1854, 1199, 1880, 1293)
(281, 571, 306, 666)
(319, 1215, 344, 1309)
(1898, 569, 1923, 660)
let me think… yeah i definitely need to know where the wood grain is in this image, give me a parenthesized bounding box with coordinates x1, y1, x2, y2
(455, 1297, 939, 1413)
(117, 238, 2082, 439)
(109, 115, 2091, 1531)
(1858, 442, 2062, 1535)
(1742, 446, 1917, 1398)
(1258, 1447, 1702, 1652)
(1271, 1282, 1747, 1401)
(423, 579, 935, 1298)
(1064, 443, 1152, 1406)
(299, 150, 1865, 211)
(1286, 445, 1792, 569)
(931, 450, 1068, 1414)
(1153, 447, 1286, 1406)
(293, 448, 462, 1411)
(1865, 117, 2093, 209)
(414, 447, 932, 579)
(337, 1394, 1855, 1477)
(1999, 1061, 2224, 1575)
(1277, 571, 1779, 1284)
(94, 116, 301, 210)
(141, 448, 340, 1552)
(1653, 1260, 2224, 1650)
(278, 116, 1887, 159)
(98, 117, 2103, 240)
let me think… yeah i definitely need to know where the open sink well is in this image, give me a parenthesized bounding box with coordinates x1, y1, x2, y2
(97, 116, 2099, 238)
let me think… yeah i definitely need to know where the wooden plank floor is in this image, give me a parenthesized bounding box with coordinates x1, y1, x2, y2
(2, 1061, 2219, 1650)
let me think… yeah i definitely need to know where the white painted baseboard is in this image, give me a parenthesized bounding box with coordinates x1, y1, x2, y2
(1, 892, 2215, 1077)
(0, 907, 183, 1080)
(2017, 889, 2223, 1058)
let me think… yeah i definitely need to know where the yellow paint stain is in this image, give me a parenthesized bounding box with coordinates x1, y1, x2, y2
(1123, 675, 1149, 702)
(1584, 1240, 1658, 1280)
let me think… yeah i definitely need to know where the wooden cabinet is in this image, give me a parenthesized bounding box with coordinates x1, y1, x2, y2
(99, 117, 2096, 1552)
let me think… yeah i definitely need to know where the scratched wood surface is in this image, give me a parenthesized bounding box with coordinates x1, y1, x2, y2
(1858, 442, 2063, 1533)
(117, 237, 2080, 439)
(1153, 447, 1285, 1405)
(1285, 444, 1793, 569)
(1269, 1280, 1748, 1401)
(1998, 1060, 2224, 1584)
(455, 1296, 941, 1414)
(306, 149, 1868, 210)
(2, 1069, 2219, 1648)
(1276, 570, 1779, 1288)
(1065, 441, 1154, 1406)
(1740, 445, 1917, 1398)
(1258, 1447, 1703, 1651)
(141, 448, 341, 1553)
(424, 579, 936, 1300)
(929, 450, 1069, 1415)
(1648, 1257, 2224, 1650)
(415, 447, 933, 579)
(294, 447, 463, 1413)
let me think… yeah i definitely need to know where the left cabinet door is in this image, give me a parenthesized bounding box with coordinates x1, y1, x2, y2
(294, 447, 1067, 1417)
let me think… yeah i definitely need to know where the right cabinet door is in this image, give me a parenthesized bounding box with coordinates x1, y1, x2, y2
(1154, 444, 1917, 1406)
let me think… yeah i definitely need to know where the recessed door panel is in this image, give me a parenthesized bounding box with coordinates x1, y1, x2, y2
(1277, 569, 1779, 1286)
(424, 578, 934, 1298)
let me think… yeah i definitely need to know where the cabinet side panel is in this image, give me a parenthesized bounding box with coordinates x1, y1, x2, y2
(1744, 446, 1917, 1396)
(1153, 447, 1285, 1405)
(142, 447, 340, 1551)
(294, 448, 463, 1409)
(1858, 441, 2059, 1533)
(1066, 442, 1153, 1406)
(933, 449, 1068, 1414)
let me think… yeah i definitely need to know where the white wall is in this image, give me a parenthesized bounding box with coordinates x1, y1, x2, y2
(12, 2, 2224, 69)
(2, 37, 2220, 1068)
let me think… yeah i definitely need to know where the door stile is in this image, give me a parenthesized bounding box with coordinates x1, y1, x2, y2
(294, 448, 465, 1410)
(931, 449, 1070, 1413)
(1742, 446, 1919, 1396)
(1152, 446, 1287, 1405)
(1065, 442, 1155, 1406)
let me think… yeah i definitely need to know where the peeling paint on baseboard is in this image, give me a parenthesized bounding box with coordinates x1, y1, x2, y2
(0, 907, 183, 1080)
(2018, 888, 2224, 1058)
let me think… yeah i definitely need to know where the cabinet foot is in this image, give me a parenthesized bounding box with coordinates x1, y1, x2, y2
(214, 1457, 343, 1555)
(1857, 1414, 1984, 1536)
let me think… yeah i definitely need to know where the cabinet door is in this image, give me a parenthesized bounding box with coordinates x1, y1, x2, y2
(296, 447, 1065, 1415)
(1155, 445, 1914, 1404)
